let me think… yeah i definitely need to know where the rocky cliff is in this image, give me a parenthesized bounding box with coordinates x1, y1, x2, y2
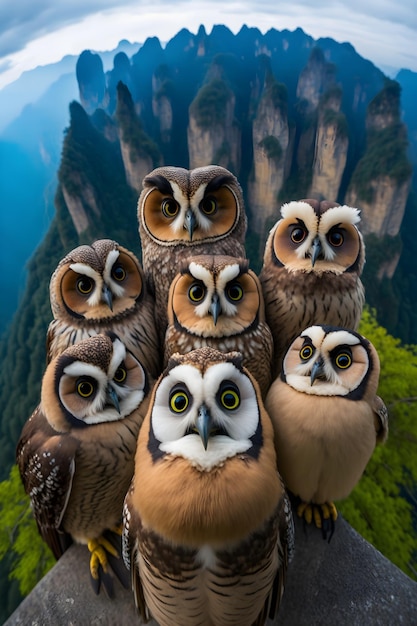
(248, 77, 289, 234)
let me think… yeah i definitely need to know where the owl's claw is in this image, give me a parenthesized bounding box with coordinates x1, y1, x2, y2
(88, 536, 118, 579)
(296, 500, 338, 541)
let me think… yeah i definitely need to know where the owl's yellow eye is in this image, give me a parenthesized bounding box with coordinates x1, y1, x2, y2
(300, 345, 314, 360)
(111, 264, 126, 281)
(114, 366, 127, 384)
(200, 196, 217, 216)
(161, 198, 179, 218)
(335, 351, 352, 369)
(226, 282, 243, 302)
(218, 382, 240, 410)
(327, 229, 344, 247)
(76, 276, 94, 295)
(290, 226, 307, 244)
(76, 377, 96, 398)
(188, 283, 206, 303)
(170, 389, 190, 413)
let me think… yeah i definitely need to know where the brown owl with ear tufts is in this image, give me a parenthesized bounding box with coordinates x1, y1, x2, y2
(259, 199, 365, 373)
(164, 254, 274, 398)
(47, 239, 160, 380)
(137, 165, 247, 337)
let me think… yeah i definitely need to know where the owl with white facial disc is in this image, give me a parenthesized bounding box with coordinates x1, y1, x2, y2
(265, 325, 388, 537)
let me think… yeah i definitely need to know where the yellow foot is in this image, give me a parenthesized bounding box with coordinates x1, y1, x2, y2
(296, 500, 338, 528)
(87, 536, 119, 580)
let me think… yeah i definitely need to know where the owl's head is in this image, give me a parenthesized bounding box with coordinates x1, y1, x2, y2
(147, 347, 265, 470)
(266, 199, 365, 275)
(138, 165, 247, 247)
(41, 333, 149, 431)
(167, 255, 264, 338)
(50, 239, 145, 322)
(281, 325, 380, 399)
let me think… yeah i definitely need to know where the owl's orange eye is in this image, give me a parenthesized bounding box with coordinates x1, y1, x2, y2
(300, 345, 314, 360)
(327, 229, 344, 247)
(114, 366, 127, 383)
(226, 282, 243, 302)
(76, 377, 96, 398)
(335, 351, 352, 369)
(76, 276, 94, 295)
(161, 198, 179, 218)
(188, 283, 206, 303)
(111, 264, 126, 281)
(200, 196, 217, 216)
(290, 227, 307, 244)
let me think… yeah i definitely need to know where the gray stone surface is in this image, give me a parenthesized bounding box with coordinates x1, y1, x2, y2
(4, 510, 417, 625)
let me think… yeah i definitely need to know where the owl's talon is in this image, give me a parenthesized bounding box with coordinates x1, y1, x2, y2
(296, 501, 313, 524)
(88, 536, 119, 579)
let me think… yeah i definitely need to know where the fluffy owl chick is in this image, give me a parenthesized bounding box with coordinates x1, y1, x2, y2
(17, 333, 150, 596)
(260, 199, 365, 373)
(123, 347, 294, 626)
(47, 238, 160, 380)
(265, 325, 388, 537)
(164, 254, 274, 397)
(137, 165, 247, 337)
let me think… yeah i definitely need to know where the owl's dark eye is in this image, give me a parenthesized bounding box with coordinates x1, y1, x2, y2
(188, 283, 206, 303)
(169, 385, 190, 413)
(114, 366, 127, 384)
(76, 276, 94, 295)
(327, 229, 344, 247)
(161, 198, 179, 218)
(300, 345, 314, 360)
(200, 196, 217, 216)
(111, 264, 126, 282)
(76, 377, 96, 398)
(335, 351, 352, 369)
(218, 381, 240, 410)
(226, 282, 244, 302)
(290, 226, 307, 244)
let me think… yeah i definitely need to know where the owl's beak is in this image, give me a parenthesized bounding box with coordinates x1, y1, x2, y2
(310, 358, 325, 386)
(102, 284, 113, 311)
(184, 209, 197, 241)
(209, 294, 222, 325)
(310, 235, 322, 267)
(106, 384, 121, 414)
(195, 404, 212, 450)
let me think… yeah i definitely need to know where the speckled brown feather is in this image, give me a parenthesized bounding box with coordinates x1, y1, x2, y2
(17, 335, 151, 552)
(137, 166, 247, 338)
(47, 239, 160, 380)
(123, 348, 294, 626)
(259, 200, 365, 373)
(164, 254, 273, 397)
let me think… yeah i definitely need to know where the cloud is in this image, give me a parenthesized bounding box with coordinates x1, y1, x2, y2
(0, 0, 416, 90)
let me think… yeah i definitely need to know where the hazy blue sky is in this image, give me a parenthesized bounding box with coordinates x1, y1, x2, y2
(1, 0, 416, 89)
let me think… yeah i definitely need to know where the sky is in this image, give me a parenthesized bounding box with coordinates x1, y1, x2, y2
(0, 0, 416, 90)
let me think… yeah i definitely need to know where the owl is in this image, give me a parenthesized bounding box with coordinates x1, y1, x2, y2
(123, 347, 294, 626)
(259, 199, 365, 372)
(137, 165, 247, 336)
(164, 254, 274, 398)
(47, 239, 160, 380)
(17, 333, 151, 596)
(264, 325, 388, 537)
